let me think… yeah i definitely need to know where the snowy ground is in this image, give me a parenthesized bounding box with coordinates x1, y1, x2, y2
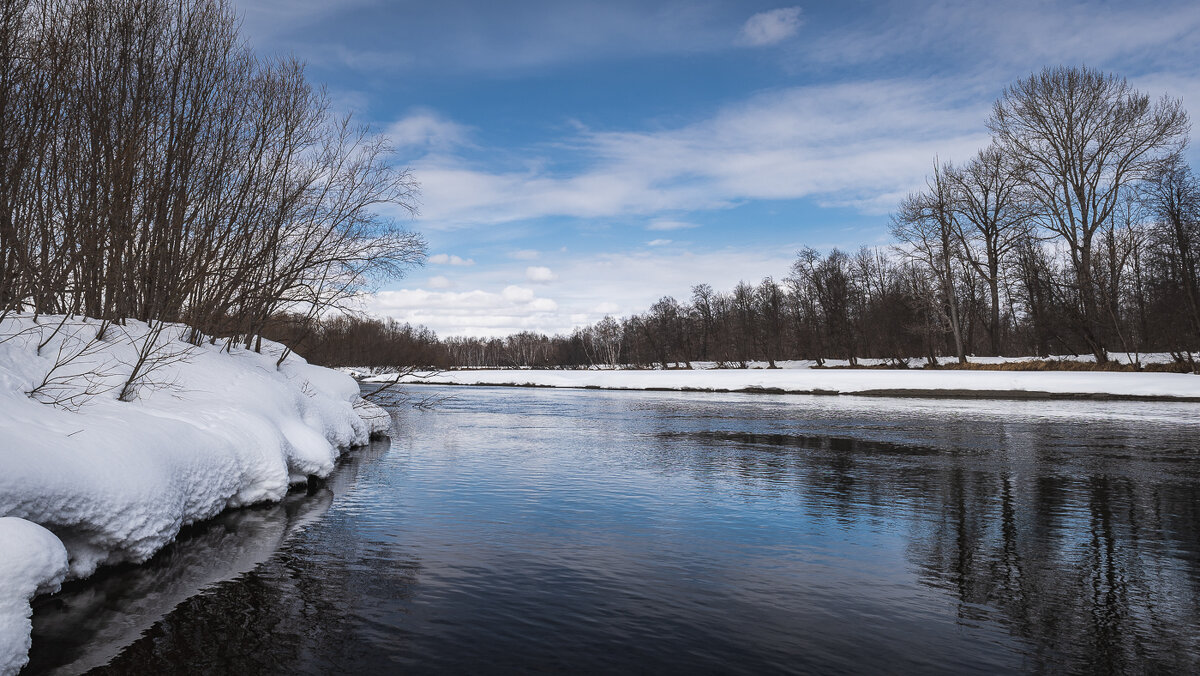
(344, 353, 1186, 380)
(0, 315, 389, 675)
(363, 365, 1200, 400)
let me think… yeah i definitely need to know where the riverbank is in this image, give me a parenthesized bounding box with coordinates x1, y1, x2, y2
(363, 367, 1200, 401)
(0, 315, 389, 675)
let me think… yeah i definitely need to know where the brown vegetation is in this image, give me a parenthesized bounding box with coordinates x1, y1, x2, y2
(0, 0, 423, 358)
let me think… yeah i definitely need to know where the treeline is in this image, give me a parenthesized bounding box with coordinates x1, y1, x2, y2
(0, 0, 423, 353)
(265, 314, 444, 369)
(292, 66, 1200, 372)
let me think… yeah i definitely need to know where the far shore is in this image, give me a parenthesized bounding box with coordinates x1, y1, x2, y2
(359, 366, 1200, 403)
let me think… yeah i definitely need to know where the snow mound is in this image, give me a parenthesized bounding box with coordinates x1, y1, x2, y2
(353, 397, 393, 437)
(0, 518, 69, 676)
(0, 315, 387, 674)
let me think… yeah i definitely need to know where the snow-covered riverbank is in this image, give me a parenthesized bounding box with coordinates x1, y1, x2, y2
(364, 367, 1200, 401)
(0, 315, 389, 675)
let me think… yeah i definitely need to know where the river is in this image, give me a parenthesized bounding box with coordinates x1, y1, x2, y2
(25, 386, 1200, 674)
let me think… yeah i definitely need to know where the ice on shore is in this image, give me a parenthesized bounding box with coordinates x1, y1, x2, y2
(0, 315, 389, 674)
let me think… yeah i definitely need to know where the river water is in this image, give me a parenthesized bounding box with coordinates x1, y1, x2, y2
(25, 386, 1200, 674)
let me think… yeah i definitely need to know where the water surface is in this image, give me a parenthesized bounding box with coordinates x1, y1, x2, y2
(27, 387, 1200, 674)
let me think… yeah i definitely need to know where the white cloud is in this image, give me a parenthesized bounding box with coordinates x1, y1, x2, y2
(427, 253, 475, 266)
(509, 249, 541, 260)
(647, 239, 672, 246)
(411, 78, 990, 230)
(386, 109, 472, 149)
(525, 266, 557, 282)
(528, 298, 558, 312)
(428, 275, 452, 289)
(791, 1, 1200, 77)
(738, 7, 803, 47)
(386, 2, 1200, 235)
(363, 286, 561, 338)
(502, 285, 535, 302)
(647, 219, 699, 231)
(297, 44, 414, 74)
(364, 245, 809, 337)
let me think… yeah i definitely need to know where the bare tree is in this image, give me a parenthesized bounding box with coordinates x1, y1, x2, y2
(756, 277, 785, 368)
(592, 315, 623, 367)
(26, 319, 119, 409)
(690, 283, 716, 362)
(892, 160, 968, 364)
(948, 145, 1035, 355)
(988, 66, 1190, 363)
(117, 321, 194, 402)
(1142, 158, 1200, 354)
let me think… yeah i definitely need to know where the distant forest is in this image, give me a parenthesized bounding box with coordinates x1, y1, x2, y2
(278, 66, 1199, 372)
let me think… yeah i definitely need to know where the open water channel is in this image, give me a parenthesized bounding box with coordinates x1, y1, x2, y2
(24, 386, 1200, 674)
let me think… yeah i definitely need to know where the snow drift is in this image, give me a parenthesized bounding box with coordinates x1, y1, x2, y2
(0, 315, 389, 674)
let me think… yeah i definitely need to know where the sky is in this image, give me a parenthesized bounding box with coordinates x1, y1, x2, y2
(236, 0, 1200, 338)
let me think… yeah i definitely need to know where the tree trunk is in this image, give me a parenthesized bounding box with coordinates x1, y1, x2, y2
(989, 261, 1001, 356)
(1077, 243, 1108, 364)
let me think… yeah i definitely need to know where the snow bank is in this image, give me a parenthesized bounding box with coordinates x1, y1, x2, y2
(366, 367, 1200, 400)
(354, 397, 393, 437)
(0, 315, 390, 674)
(0, 518, 68, 676)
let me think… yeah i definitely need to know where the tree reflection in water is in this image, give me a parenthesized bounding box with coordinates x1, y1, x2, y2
(25, 438, 398, 675)
(656, 418, 1200, 673)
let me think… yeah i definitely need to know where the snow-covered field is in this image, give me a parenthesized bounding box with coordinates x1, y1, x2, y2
(0, 315, 389, 675)
(364, 365, 1200, 400)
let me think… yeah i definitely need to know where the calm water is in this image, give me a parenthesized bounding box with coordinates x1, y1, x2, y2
(25, 386, 1200, 674)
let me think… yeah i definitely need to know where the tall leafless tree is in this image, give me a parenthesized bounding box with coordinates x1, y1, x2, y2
(947, 145, 1035, 355)
(892, 160, 968, 364)
(988, 66, 1189, 363)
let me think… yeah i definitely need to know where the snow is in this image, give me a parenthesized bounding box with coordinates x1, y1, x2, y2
(0, 315, 390, 675)
(354, 397, 393, 437)
(0, 518, 68, 676)
(365, 366, 1200, 400)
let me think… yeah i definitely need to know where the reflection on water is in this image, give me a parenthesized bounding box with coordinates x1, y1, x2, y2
(24, 388, 1200, 674)
(25, 439, 391, 675)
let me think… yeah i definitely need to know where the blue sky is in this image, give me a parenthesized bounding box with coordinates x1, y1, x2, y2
(237, 0, 1200, 337)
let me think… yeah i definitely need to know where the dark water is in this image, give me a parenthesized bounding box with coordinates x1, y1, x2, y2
(25, 387, 1200, 674)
